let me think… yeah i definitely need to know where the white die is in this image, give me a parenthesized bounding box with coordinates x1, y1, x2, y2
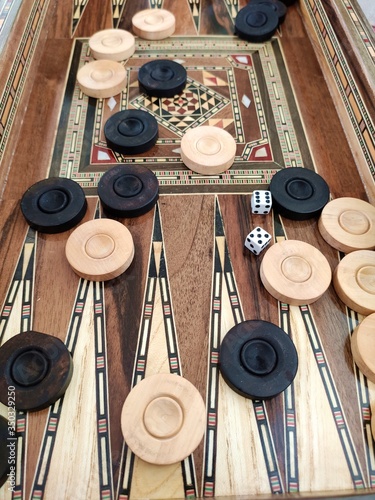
(244, 227, 271, 255)
(251, 190, 272, 214)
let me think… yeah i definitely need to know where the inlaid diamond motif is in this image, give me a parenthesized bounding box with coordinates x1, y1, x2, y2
(131, 77, 230, 136)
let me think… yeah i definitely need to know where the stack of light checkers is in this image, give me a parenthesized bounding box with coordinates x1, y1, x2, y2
(77, 29, 135, 99)
(318, 197, 375, 315)
(235, 0, 291, 43)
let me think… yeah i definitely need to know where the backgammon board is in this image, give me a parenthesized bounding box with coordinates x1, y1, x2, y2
(0, 0, 374, 499)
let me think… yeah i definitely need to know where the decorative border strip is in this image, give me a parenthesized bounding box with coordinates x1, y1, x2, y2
(299, 304, 366, 488)
(203, 197, 283, 497)
(260, 44, 304, 168)
(117, 204, 198, 499)
(342, 0, 375, 63)
(0, 226, 36, 500)
(30, 279, 91, 499)
(303, 0, 375, 183)
(0, 0, 50, 161)
(280, 303, 299, 492)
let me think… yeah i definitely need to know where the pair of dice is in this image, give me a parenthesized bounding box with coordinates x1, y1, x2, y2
(245, 190, 272, 255)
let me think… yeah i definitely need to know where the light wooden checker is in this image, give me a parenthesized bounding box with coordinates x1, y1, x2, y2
(181, 126, 236, 175)
(351, 313, 375, 383)
(132, 9, 175, 40)
(121, 373, 206, 465)
(65, 218, 134, 281)
(77, 59, 127, 98)
(318, 197, 375, 253)
(260, 239, 332, 305)
(89, 29, 135, 61)
(333, 250, 375, 315)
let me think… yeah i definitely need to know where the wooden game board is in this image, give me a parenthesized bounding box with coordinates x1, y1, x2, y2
(0, 1, 374, 499)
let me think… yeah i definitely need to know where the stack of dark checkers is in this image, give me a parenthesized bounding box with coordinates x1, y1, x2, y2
(20, 177, 87, 233)
(0, 415, 9, 487)
(98, 164, 159, 217)
(104, 110, 158, 155)
(219, 320, 298, 400)
(0, 331, 73, 412)
(235, 2, 280, 42)
(138, 60, 187, 98)
(269, 167, 330, 220)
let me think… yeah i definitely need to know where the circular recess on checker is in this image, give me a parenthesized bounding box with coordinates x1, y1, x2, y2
(0, 331, 73, 412)
(65, 218, 135, 282)
(181, 126, 236, 175)
(269, 167, 330, 220)
(104, 109, 158, 155)
(89, 29, 135, 61)
(219, 320, 298, 400)
(250, 0, 287, 23)
(121, 373, 206, 465)
(138, 59, 187, 98)
(98, 164, 159, 217)
(333, 250, 375, 316)
(235, 4, 279, 43)
(77, 59, 127, 99)
(132, 9, 176, 40)
(318, 197, 375, 253)
(260, 239, 332, 305)
(351, 313, 375, 384)
(20, 177, 87, 233)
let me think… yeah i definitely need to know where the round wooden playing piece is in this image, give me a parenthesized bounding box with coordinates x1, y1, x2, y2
(318, 197, 375, 253)
(219, 320, 298, 400)
(77, 59, 127, 98)
(235, 4, 279, 43)
(121, 373, 205, 464)
(0, 331, 73, 412)
(89, 29, 135, 61)
(250, 0, 287, 24)
(269, 167, 330, 220)
(351, 313, 375, 383)
(132, 9, 175, 40)
(0, 415, 10, 487)
(20, 177, 87, 233)
(104, 109, 158, 155)
(98, 165, 159, 218)
(333, 250, 375, 316)
(65, 218, 134, 281)
(260, 239, 332, 305)
(138, 60, 187, 98)
(181, 126, 236, 175)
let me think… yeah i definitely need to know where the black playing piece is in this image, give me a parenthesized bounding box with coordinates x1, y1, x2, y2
(104, 109, 158, 155)
(250, 0, 287, 24)
(269, 167, 330, 220)
(0, 415, 10, 488)
(98, 164, 159, 217)
(0, 331, 73, 412)
(219, 320, 298, 400)
(138, 60, 187, 98)
(235, 3, 279, 43)
(20, 177, 87, 233)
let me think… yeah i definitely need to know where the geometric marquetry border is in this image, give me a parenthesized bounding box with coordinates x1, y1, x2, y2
(0, 0, 50, 162)
(341, 0, 375, 63)
(302, 0, 375, 185)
